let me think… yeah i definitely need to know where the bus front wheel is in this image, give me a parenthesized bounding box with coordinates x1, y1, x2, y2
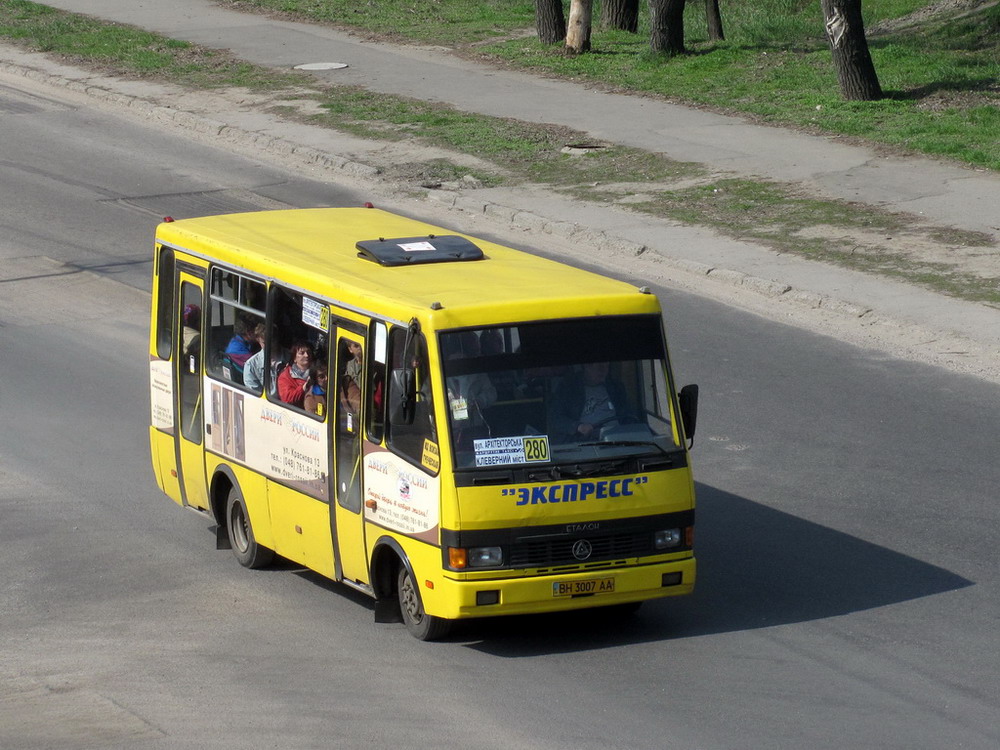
(226, 486, 273, 569)
(397, 566, 451, 641)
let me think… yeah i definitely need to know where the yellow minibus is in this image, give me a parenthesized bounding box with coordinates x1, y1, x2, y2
(149, 206, 699, 639)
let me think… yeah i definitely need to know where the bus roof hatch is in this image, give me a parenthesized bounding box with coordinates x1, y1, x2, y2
(356, 235, 485, 266)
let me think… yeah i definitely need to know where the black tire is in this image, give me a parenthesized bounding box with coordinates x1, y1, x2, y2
(226, 486, 274, 569)
(397, 565, 452, 641)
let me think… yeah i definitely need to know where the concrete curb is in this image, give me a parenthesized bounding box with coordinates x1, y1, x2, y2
(429, 190, 876, 319)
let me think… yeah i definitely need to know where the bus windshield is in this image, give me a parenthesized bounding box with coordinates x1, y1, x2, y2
(440, 315, 680, 470)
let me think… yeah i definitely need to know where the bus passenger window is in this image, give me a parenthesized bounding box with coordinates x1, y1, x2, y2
(206, 268, 265, 388)
(182, 303, 201, 366)
(336, 337, 363, 513)
(268, 284, 330, 418)
(339, 339, 363, 416)
(366, 321, 387, 443)
(178, 281, 203, 444)
(155, 246, 174, 360)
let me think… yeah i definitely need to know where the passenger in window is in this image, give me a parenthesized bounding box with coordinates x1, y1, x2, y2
(305, 363, 328, 417)
(242, 324, 269, 393)
(341, 341, 363, 415)
(277, 341, 314, 407)
(224, 315, 260, 379)
(345, 341, 363, 385)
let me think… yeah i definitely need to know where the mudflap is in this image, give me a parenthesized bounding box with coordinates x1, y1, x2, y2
(374, 595, 402, 623)
(214, 523, 232, 550)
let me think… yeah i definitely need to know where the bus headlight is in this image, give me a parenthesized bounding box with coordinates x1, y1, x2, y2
(468, 546, 503, 568)
(654, 529, 682, 550)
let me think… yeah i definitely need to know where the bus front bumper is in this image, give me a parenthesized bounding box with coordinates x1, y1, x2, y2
(436, 557, 695, 620)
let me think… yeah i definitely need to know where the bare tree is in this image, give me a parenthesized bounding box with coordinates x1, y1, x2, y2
(535, 0, 566, 45)
(706, 0, 724, 41)
(566, 0, 593, 54)
(649, 0, 687, 56)
(601, 0, 639, 33)
(821, 0, 883, 100)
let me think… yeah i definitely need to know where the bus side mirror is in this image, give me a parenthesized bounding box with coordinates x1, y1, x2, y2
(389, 367, 416, 425)
(679, 384, 699, 446)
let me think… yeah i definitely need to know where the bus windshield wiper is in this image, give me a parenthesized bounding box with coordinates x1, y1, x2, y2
(577, 440, 668, 455)
(544, 460, 628, 478)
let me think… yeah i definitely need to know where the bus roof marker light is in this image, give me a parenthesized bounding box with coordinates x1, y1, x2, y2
(639, 286, 651, 294)
(430, 301, 443, 310)
(163, 216, 174, 223)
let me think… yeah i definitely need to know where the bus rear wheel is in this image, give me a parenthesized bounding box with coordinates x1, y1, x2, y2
(397, 566, 451, 641)
(226, 486, 273, 569)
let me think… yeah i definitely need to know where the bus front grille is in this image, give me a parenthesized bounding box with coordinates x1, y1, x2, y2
(509, 532, 653, 568)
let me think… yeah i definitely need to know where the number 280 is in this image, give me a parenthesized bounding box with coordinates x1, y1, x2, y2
(524, 437, 549, 462)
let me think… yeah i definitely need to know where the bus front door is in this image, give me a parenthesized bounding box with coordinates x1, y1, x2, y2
(333, 332, 370, 586)
(175, 271, 210, 511)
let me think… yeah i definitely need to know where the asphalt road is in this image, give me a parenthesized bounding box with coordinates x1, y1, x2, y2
(1, 78, 998, 750)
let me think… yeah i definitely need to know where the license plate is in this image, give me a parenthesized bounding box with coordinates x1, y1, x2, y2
(552, 577, 615, 597)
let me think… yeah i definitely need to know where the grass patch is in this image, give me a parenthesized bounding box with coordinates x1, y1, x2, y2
(481, 21, 1000, 170)
(636, 179, 910, 235)
(217, 0, 538, 45)
(217, 0, 1000, 171)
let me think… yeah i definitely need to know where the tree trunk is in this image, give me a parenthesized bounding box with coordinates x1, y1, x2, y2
(535, 0, 566, 45)
(566, 0, 593, 54)
(821, 0, 883, 100)
(706, 0, 724, 41)
(600, 0, 639, 33)
(649, 0, 686, 56)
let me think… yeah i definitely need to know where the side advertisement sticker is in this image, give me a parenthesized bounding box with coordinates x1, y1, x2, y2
(364, 446, 440, 540)
(150, 360, 174, 431)
(208, 379, 329, 500)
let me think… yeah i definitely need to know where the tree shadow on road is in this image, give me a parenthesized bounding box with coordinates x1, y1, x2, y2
(461, 482, 972, 655)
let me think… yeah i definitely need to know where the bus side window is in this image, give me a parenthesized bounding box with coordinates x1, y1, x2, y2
(268, 284, 329, 416)
(385, 327, 437, 470)
(206, 268, 265, 388)
(366, 321, 387, 443)
(178, 281, 203, 444)
(154, 245, 174, 360)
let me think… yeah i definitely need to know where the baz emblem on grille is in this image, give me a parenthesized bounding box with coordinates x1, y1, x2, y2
(571, 539, 593, 561)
